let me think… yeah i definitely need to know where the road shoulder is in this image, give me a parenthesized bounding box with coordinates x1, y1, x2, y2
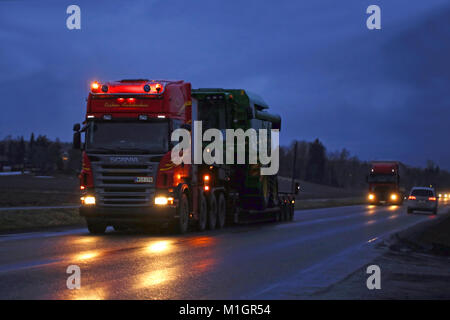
(312, 208, 450, 299)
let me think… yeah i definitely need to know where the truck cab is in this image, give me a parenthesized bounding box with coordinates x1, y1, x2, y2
(367, 161, 404, 205)
(74, 79, 192, 233)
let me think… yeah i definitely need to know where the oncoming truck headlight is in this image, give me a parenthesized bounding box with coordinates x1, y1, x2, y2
(81, 196, 96, 205)
(368, 193, 375, 200)
(154, 196, 174, 206)
(390, 194, 398, 201)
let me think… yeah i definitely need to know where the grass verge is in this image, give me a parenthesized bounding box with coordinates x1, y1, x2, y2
(295, 197, 365, 210)
(0, 208, 84, 233)
(0, 197, 365, 234)
(414, 212, 450, 251)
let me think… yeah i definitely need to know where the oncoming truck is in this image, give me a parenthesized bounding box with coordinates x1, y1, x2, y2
(73, 79, 298, 234)
(366, 161, 404, 205)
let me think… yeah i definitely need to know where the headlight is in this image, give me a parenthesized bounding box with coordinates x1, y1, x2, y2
(154, 196, 174, 206)
(390, 194, 398, 201)
(368, 194, 375, 200)
(81, 196, 96, 205)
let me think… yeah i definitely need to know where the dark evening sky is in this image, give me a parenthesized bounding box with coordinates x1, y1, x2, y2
(0, 0, 449, 169)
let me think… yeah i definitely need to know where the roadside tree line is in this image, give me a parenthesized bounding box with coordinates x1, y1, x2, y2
(1, 135, 449, 190)
(0, 134, 80, 174)
(279, 139, 450, 190)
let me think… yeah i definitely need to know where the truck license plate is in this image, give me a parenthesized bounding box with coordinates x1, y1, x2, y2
(134, 177, 153, 183)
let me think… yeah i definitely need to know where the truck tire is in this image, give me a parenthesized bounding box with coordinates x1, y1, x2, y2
(284, 201, 289, 221)
(268, 176, 278, 208)
(86, 219, 107, 234)
(197, 193, 207, 231)
(275, 207, 281, 222)
(207, 193, 218, 230)
(217, 193, 226, 229)
(280, 200, 287, 221)
(175, 193, 189, 234)
(259, 176, 269, 210)
(289, 200, 295, 221)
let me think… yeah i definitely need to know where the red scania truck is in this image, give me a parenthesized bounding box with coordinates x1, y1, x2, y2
(366, 161, 404, 205)
(73, 79, 298, 234)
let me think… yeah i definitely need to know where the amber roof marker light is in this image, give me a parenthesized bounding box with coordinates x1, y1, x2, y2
(91, 81, 100, 92)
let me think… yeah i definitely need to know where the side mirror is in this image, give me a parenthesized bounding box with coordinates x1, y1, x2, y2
(73, 123, 81, 132)
(73, 123, 81, 150)
(73, 131, 81, 150)
(295, 182, 300, 195)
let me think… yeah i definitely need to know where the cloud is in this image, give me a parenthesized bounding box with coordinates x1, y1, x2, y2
(0, 0, 449, 169)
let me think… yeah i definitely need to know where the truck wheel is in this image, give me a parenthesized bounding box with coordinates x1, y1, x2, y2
(275, 207, 281, 222)
(86, 219, 107, 234)
(262, 177, 269, 210)
(207, 193, 218, 230)
(175, 193, 189, 234)
(197, 193, 207, 231)
(217, 193, 226, 229)
(284, 201, 290, 221)
(280, 200, 286, 221)
(289, 201, 295, 221)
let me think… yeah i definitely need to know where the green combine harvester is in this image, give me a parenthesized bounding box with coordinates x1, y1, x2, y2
(192, 88, 284, 217)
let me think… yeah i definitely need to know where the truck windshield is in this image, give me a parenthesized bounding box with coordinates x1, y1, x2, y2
(368, 174, 397, 183)
(85, 121, 169, 153)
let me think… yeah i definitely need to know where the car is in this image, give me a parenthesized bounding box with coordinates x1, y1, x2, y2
(407, 187, 438, 215)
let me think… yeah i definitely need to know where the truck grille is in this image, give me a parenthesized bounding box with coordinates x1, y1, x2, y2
(89, 154, 160, 208)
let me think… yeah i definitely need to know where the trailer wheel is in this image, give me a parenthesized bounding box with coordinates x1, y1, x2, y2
(280, 200, 287, 221)
(217, 193, 226, 229)
(86, 219, 107, 234)
(275, 207, 281, 222)
(289, 200, 295, 221)
(175, 193, 189, 234)
(207, 193, 218, 230)
(197, 193, 207, 231)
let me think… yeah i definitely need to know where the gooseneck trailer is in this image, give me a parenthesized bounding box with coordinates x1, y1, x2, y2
(73, 79, 298, 234)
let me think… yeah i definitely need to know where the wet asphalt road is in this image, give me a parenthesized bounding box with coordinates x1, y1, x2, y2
(0, 203, 448, 299)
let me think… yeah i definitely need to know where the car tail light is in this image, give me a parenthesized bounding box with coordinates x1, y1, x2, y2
(429, 197, 436, 201)
(408, 195, 416, 200)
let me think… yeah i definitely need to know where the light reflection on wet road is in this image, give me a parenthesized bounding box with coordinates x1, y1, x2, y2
(0, 204, 447, 299)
